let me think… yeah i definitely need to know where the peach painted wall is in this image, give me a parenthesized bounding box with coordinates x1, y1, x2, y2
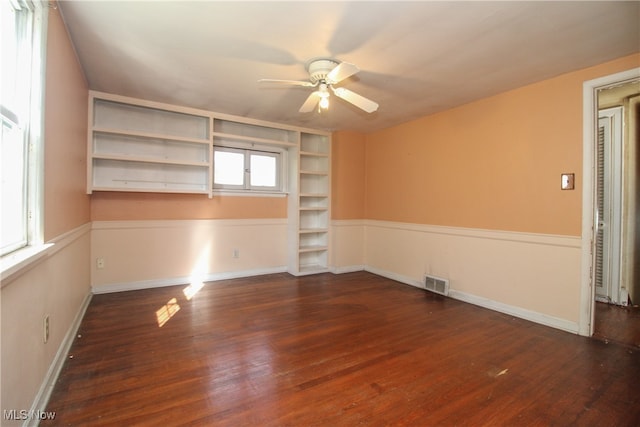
(2, 5, 92, 421)
(331, 130, 366, 220)
(44, 4, 90, 240)
(365, 54, 640, 236)
(90, 193, 287, 220)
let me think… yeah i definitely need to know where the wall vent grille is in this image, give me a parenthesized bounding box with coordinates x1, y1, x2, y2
(424, 275, 449, 296)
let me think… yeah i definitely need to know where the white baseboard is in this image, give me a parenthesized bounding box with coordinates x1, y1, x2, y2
(448, 289, 579, 334)
(29, 291, 93, 427)
(92, 266, 288, 294)
(364, 265, 579, 334)
(330, 264, 365, 274)
(364, 266, 424, 289)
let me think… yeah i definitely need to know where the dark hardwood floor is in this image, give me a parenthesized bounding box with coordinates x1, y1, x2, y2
(593, 301, 640, 349)
(44, 272, 640, 426)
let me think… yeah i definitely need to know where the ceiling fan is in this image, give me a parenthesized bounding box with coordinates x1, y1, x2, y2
(258, 58, 379, 114)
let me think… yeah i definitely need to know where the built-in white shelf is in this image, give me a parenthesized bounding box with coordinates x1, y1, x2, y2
(287, 131, 331, 275)
(299, 207, 328, 211)
(212, 117, 298, 149)
(88, 92, 212, 195)
(211, 131, 297, 148)
(299, 228, 329, 233)
(88, 91, 332, 276)
(93, 127, 210, 145)
(298, 264, 328, 274)
(92, 154, 209, 167)
(299, 245, 328, 252)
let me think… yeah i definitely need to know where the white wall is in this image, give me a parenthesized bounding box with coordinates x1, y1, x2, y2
(91, 219, 288, 293)
(330, 220, 366, 273)
(1, 225, 92, 424)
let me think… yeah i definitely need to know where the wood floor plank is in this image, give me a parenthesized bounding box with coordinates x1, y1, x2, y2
(43, 272, 640, 426)
(593, 301, 640, 349)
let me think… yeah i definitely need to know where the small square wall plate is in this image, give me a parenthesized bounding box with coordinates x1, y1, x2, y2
(561, 173, 575, 190)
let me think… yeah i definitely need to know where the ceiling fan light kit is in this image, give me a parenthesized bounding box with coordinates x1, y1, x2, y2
(259, 58, 379, 114)
(318, 84, 330, 110)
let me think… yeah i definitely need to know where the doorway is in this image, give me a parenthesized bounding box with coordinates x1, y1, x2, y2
(595, 105, 624, 305)
(580, 68, 640, 341)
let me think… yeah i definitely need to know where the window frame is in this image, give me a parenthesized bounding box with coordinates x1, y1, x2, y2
(1, 111, 29, 254)
(212, 143, 287, 196)
(1, 0, 47, 260)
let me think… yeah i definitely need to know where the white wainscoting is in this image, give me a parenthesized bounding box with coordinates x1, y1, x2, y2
(91, 219, 288, 293)
(91, 218, 582, 333)
(331, 219, 582, 333)
(330, 219, 366, 274)
(1, 223, 92, 424)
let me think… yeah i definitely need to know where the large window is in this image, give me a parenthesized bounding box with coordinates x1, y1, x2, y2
(1, 0, 46, 256)
(213, 146, 284, 193)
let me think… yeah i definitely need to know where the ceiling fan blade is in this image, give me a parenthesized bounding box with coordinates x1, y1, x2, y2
(326, 62, 359, 84)
(299, 91, 322, 113)
(258, 79, 315, 87)
(332, 87, 378, 113)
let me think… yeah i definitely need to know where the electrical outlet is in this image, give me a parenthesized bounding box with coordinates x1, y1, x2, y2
(96, 257, 105, 269)
(232, 249, 240, 259)
(43, 315, 50, 343)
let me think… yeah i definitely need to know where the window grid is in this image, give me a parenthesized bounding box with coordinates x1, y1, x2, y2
(213, 146, 282, 193)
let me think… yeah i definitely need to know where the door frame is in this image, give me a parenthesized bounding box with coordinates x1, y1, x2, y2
(579, 67, 640, 336)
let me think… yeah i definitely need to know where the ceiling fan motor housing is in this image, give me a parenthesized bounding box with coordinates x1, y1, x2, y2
(307, 59, 339, 84)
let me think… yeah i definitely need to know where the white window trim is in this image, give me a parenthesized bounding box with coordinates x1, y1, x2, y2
(1, 111, 28, 254)
(27, 0, 47, 250)
(1, 0, 47, 273)
(212, 143, 289, 196)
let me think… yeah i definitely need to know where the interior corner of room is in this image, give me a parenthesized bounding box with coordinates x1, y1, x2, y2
(1, 0, 639, 425)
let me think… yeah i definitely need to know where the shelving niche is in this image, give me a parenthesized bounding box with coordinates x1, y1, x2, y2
(212, 118, 297, 148)
(88, 91, 331, 276)
(290, 132, 331, 275)
(88, 92, 211, 194)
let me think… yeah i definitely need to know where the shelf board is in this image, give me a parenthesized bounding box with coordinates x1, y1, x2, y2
(299, 245, 328, 253)
(300, 193, 328, 198)
(300, 151, 329, 158)
(299, 206, 328, 211)
(297, 264, 330, 275)
(300, 170, 328, 175)
(93, 127, 210, 145)
(92, 154, 209, 167)
(212, 131, 297, 148)
(299, 228, 328, 234)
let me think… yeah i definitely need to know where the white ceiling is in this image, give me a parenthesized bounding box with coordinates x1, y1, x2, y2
(58, 1, 640, 133)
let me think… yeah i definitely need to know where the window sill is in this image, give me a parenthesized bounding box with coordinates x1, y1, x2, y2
(212, 190, 288, 198)
(1, 243, 54, 287)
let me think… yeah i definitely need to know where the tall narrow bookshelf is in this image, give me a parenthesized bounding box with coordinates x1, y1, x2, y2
(291, 132, 331, 275)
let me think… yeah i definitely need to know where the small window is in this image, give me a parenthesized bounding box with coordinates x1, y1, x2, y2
(213, 146, 283, 193)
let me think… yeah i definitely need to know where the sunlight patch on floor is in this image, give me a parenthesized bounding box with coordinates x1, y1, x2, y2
(184, 281, 204, 300)
(156, 298, 180, 327)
